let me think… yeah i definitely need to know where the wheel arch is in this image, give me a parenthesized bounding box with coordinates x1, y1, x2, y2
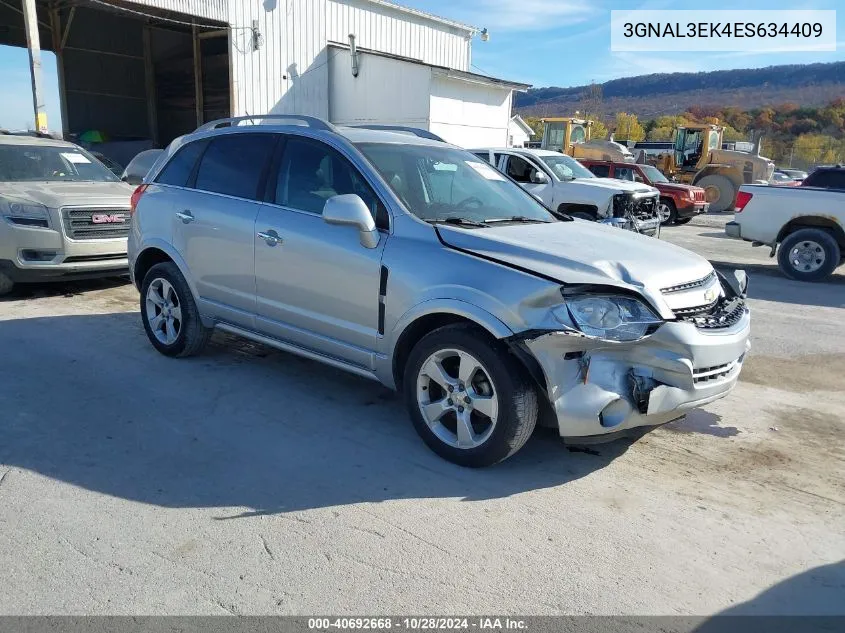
(776, 216, 845, 248)
(557, 202, 599, 218)
(132, 241, 207, 324)
(389, 301, 514, 391)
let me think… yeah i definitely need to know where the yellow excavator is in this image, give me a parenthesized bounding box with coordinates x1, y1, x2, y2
(540, 117, 635, 162)
(651, 124, 774, 212)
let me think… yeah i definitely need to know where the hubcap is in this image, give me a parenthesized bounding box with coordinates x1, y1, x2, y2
(145, 278, 182, 345)
(789, 240, 826, 273)
(416, 349, 499, 450)
(704, 185, 720, 203)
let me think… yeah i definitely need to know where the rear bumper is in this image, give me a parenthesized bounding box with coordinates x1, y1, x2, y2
(725, 221, 742, 239)
(523, 311, 751, 440)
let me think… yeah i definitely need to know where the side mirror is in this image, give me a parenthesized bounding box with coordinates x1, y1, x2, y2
(530, 170, 548, 184)
(323, 194, 379, 249)
(121, 174, 143, 186)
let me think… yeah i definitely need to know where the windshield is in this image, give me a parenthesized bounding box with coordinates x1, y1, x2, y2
(539, 154, 595, 180)
(356, 143, 556, 225)
(640, 165, 668, 183)
(0, 144, 119, 182)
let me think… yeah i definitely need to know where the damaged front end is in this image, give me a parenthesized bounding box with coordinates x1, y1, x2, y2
(509, 271, 751, 442)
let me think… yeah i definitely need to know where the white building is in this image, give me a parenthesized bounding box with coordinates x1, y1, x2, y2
(3, 0, 529, 149)
(507, 115, 535, 148)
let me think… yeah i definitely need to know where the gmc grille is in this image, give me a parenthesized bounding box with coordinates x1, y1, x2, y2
(612, 193, 659, 221)
(62, 208, 131, 241)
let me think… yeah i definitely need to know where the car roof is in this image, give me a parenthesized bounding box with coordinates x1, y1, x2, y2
(0, 134, 79, 148)
(335, 126, 450, 147)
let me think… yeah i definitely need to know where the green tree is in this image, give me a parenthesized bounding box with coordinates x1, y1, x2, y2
(591, 118, 608, 140)
(614, 112, 645, 142)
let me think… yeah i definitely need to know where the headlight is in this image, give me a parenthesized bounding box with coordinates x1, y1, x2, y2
(0, 200, 49, 220)
(553, 294, 662, 341)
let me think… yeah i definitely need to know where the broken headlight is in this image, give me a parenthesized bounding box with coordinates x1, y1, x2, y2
(553, 295, 662, 342)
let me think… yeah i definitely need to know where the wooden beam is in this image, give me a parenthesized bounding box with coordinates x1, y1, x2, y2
(142, 26, 159, 146)
(60, 6, 75, 50)
(192, 23, 203, 128)
(22, 0, 48, 133)
(49, 7, 69, 137)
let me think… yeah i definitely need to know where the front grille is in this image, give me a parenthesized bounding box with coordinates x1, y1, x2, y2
(693, 190, 706, 202)
(661, 271, 717, 294)
(612, 193, 660, 222)
(693, 356, 743, 384)
(62, 207, 130, 241)
(676, 297, 747, 330)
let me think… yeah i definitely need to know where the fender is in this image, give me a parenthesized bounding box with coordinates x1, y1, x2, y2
(389, 298, 514, 348)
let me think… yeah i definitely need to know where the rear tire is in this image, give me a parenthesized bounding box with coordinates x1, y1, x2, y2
(403, 324, 539, 467)
(140, 262, 212, 357)
(696, 174, 736, 213)
(777, 228, 840, 282)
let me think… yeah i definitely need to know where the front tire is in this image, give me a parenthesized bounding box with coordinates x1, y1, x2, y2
(140, 262, 212, 357)
(0, 272, 14, 297)
(777, 229, 840, 282)
(403, 324, 539, 467)
(695, 174, 736, 213)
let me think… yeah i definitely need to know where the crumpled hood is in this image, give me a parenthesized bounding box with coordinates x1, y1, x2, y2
(438, 220, 715, 315)
(0, 181, 133, 208)
(573, 177, 658, 195)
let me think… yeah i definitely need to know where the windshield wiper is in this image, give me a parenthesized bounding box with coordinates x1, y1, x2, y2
(485, 216, 551, 224)
(426, 217, 490, 228)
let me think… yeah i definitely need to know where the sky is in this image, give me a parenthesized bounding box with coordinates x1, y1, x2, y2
(1, 0, 843, 130)
(399, 0, 845, 88)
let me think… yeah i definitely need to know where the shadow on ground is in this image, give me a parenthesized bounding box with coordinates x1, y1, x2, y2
(0, 312, 636, 517)
(0, 277, 131, 302)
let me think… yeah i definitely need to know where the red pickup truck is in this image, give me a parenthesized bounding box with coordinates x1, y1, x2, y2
(579, 160, 708, 225)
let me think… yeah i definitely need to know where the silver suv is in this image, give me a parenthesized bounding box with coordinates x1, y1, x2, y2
(129, 115, 751, 467)
(0, 134, 133, 295)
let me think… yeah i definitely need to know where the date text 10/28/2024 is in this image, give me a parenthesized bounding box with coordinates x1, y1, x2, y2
(308, 618, 528, 631)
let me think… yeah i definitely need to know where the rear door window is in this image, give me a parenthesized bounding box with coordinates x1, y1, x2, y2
(194, 134, 277, 200)
(155, 140, 207, 187)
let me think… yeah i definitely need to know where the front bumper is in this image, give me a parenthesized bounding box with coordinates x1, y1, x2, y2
(0, 220, 128, 283)
(677, 200, 709, 218)
(522, 311, 751, 440)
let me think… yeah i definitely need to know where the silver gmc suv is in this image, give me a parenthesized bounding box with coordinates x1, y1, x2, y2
(0, 134, 133, 295)
(128, 115, 751, 467)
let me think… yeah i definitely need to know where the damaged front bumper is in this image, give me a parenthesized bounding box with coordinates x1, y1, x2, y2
(519, 310, 750, 441)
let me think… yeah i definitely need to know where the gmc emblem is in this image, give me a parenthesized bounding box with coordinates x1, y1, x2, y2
(91, 213, 126, 224)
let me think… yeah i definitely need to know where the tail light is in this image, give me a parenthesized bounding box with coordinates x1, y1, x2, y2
(734, 190, 753, 213)
(130, 184, 149, 215)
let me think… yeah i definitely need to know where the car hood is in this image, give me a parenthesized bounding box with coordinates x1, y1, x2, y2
(0, 181, 134, 208)
(438, 220, 715, 317)
(567, 177, 658, 195)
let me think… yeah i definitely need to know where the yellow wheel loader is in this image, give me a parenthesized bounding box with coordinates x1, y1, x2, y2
(541, 117, 636, 163)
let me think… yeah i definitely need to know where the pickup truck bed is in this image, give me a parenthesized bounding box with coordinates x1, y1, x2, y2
(726, 184, 845, 281)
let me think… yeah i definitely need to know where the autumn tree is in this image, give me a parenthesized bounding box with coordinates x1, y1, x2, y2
(614, 112, 645, 142)
(591, 118, 608, 140)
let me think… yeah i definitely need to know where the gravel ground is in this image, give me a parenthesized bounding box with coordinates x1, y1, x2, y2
(0, 214, 842, 615)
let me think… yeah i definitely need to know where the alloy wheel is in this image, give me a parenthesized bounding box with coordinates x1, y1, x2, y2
(145, 277, 182, 345)
(415, 348, 499, 449)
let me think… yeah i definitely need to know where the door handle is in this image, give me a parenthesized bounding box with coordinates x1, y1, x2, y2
(257, 230, 283, 246)
(176, 210, 194, 224)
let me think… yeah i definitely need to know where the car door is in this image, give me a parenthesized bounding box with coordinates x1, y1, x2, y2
(171, 132, 278, 327)
(253, 136, 388, 370)
(501, 153, 554, 206)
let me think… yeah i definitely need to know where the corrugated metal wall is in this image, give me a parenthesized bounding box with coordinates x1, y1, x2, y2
(134, 0, 229, 22)
(326, 0, 470, 71)
(228, 0, 329, 118)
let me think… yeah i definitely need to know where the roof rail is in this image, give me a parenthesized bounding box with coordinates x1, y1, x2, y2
(351, 125, 446, 143)
(196, 114, 337, 133)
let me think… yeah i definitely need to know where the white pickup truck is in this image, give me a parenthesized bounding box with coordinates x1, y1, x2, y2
(726, 184, 844, 281)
